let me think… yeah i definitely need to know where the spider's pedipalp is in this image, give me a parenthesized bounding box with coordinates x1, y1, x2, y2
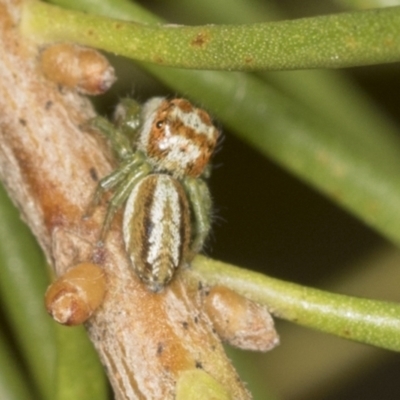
(90, 115, 133, 160)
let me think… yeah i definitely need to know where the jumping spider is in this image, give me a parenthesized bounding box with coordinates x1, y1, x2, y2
(89, 97, 219, 291)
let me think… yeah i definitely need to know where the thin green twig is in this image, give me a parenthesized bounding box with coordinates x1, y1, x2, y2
(191, 256, 400, 352)
(23, 1, 400, 70)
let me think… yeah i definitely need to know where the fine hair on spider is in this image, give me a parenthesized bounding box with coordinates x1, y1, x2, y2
(87, 97, 220, 291)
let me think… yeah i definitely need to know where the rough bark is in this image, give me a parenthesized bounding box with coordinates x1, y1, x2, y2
(0, 0, 250, 398)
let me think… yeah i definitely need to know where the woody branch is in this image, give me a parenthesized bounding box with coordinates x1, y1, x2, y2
(0, 0, 255, 398)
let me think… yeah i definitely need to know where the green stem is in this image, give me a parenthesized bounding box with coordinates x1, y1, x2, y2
(23, 1, 400, 70)
(191, 256, 400, 352)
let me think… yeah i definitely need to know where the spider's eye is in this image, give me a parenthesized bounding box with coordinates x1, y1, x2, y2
(155, 120, 164, 129)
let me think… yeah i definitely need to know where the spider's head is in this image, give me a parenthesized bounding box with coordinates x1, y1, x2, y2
(138, 97, 219, 179)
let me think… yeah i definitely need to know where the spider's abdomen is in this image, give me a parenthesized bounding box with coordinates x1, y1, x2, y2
(123, 174, 191, 291)
(139, 98, 219, 178)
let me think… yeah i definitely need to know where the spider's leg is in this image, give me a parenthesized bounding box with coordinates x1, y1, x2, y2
(99, 162, 152, 241)
(90, 116, 132, 160)
(85, 154, 145, 217)
(182, 177, 212, 258)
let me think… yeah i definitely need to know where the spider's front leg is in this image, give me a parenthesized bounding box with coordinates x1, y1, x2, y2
(99, 161, 152, 240)
(85, 105, 147, 234)
(182, 176, 212, 259)
(84, 152, 147, 217)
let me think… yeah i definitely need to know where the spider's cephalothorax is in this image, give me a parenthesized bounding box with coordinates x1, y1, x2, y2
(89, 97, 219, 291)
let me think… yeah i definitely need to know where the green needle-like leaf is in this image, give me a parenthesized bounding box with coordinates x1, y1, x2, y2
(192, 256, 400, 352)
(23, 1, 400, 70)
(0, 184, 56, 400)
(54, 325, 108, 400)
(0, 330, 33, 400)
